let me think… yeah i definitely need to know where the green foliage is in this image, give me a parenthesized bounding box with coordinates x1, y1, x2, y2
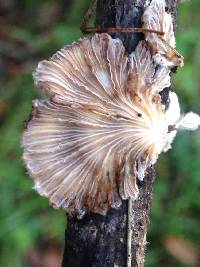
(0, 0, 199, 266)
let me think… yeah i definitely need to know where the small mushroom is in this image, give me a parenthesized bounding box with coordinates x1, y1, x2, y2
(142, 0, 184, 67)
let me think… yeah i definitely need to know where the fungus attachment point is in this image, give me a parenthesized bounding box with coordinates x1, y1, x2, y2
(168, 125, 176, 133)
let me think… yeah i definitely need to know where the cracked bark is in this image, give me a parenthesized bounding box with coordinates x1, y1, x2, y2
(61, 1, 179, 266)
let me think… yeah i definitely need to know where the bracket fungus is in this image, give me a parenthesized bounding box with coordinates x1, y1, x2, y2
(22, 0, 200, 218)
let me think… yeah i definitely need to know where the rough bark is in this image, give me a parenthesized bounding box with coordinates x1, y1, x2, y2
(62, 1, 178, 266)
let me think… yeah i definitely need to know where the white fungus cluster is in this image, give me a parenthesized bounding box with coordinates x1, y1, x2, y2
(22, 0, 200, 217)
(142, 0, 184, 67)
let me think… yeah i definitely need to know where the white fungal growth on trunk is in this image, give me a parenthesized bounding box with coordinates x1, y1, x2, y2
(142, 0, 184, 67)
(21, 2, 199, 217)
(175, 112, 200, 130)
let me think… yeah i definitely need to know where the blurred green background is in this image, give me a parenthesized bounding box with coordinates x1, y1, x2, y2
(0, 0, 199, 266)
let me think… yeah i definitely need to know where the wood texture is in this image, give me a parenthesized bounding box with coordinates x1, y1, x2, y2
(62, 1, 178, 266)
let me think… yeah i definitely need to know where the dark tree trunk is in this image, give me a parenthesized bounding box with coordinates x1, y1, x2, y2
(62, 1, 179, 266)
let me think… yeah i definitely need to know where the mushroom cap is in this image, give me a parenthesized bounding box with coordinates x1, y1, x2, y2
(22, 33, 180, 217)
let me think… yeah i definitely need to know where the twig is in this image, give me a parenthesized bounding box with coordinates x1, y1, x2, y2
(81, 0, 97, 33)
(127, 197, 133, 267)
(83, 27, 164, 35)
